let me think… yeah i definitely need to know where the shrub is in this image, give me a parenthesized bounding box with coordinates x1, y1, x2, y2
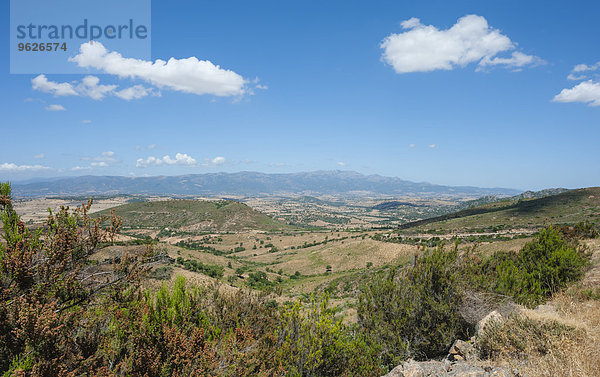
(247, 271, 272, 289)
(276, 295, 382, 376)
(477, 314, 577, 359)
(495, 226, 590, 306)
(459, 226, 592, 307)
(150, 266, 173, 280)
(357, 244, 469, 366)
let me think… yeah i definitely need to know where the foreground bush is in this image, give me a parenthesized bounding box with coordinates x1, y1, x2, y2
(357, 244, 469, 367)
(276, 295, 382, 376)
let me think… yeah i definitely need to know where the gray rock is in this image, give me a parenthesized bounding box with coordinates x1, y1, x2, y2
(382, 360, 513, 377)
(448, 339, 479, 362)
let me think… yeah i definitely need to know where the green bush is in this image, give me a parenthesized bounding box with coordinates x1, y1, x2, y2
(495, 227, 590, 306)
(357, 244, 469, 366)
(276, 295, 382, 377)
(459, 226, 591, 307)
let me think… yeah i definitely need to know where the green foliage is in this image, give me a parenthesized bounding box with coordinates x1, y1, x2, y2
(496, 226, 590, 306)
(150, 266, 173, 280)
(462, 226, 592, 307)
(357, 244, 469, 366)
(247, 271, 273, 289)
(175, 257, 224, 278)
(276, 295, 382, 377)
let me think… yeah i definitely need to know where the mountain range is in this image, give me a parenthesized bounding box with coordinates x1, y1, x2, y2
(10, 171, 522, 198)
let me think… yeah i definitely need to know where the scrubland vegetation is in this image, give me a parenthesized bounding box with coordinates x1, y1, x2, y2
(1, 181, 599, 376)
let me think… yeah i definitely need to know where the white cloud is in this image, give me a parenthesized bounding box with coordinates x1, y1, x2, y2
(381, 15, 542, 73)
(568, 73, 588, 81)
(32, 75, 78, 96)
(32, 74, 153, 101)
(428, 144, 437, 148)
(33, 153, 45, 159)
(573, 62, 600, 73)
(210, 156, 226, 165)
(70, 41, 248, 97)
(114, 85, 156, 100)
(79, 151, 118, 168)
(71, 166, 91, 171)
(408, 144, 415, 148)
(45, 104, 66, 111)
(337, 161, 347, 167)
(81, 119, 92, 124)
(135, 144, 156, 151)
(564, 62, 600, 81)
(478, 51, 544, 70)
(0, 163, 50, 171)
(136, 153, 197, 167)
(553, 80, 600, 107)
(76, 75, 117, 100)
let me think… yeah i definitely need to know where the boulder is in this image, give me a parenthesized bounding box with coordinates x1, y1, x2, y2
(448, 339, 479, 362)
(476, 311, 503, 337)
(382, 360, 513, 377)
(383, 360, 446, 377)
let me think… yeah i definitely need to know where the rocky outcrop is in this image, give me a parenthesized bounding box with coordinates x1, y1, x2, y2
(448, 340, 478, 362)
(382, 310, 517, 377)
(382, 359, 514, 377)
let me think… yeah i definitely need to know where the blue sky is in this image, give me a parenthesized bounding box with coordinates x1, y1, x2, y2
(1, 0, 599, 191)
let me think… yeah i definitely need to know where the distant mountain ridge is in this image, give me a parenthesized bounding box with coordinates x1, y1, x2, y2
(10, 171, 521, 198)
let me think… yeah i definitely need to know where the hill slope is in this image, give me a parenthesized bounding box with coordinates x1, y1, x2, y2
(398, 187, 600, 232)
(12, 171, 520, 198)
(95, 199, 293, 232)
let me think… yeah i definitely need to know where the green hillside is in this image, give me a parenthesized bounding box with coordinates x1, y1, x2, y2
(95, 199, 293, 232)
(399, 187, 600, 233)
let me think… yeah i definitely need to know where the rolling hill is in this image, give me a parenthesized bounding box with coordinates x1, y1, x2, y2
(94, 199, 294, 232)
(398, 187, 600, 233)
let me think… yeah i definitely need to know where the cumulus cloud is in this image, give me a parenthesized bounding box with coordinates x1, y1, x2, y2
(32, 75, 78, 96)
(91, 161, 108, 167)
(0, 163, 50, 171)
(32, 74, 154, 101)
(81, 119, 92, 124)
(554, 62, 600, 107)
(553, 80, 600, 107)
(33, 153, 45, 159)
(70, 41, 248, 97)
(210, 156, 226, 166)
(428, 144, 437, 148)
(564, 62, 600, 81)
(337, 161, 347, 167)
(136, 153, 197, 168)
(45, 104, 66, 111)
(114, 85, 156, 100)
(573, 62, 600, 73)
(76, 76, 117, 100)
(408, 144, 415, 148)
(381, 15, 542, 73)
